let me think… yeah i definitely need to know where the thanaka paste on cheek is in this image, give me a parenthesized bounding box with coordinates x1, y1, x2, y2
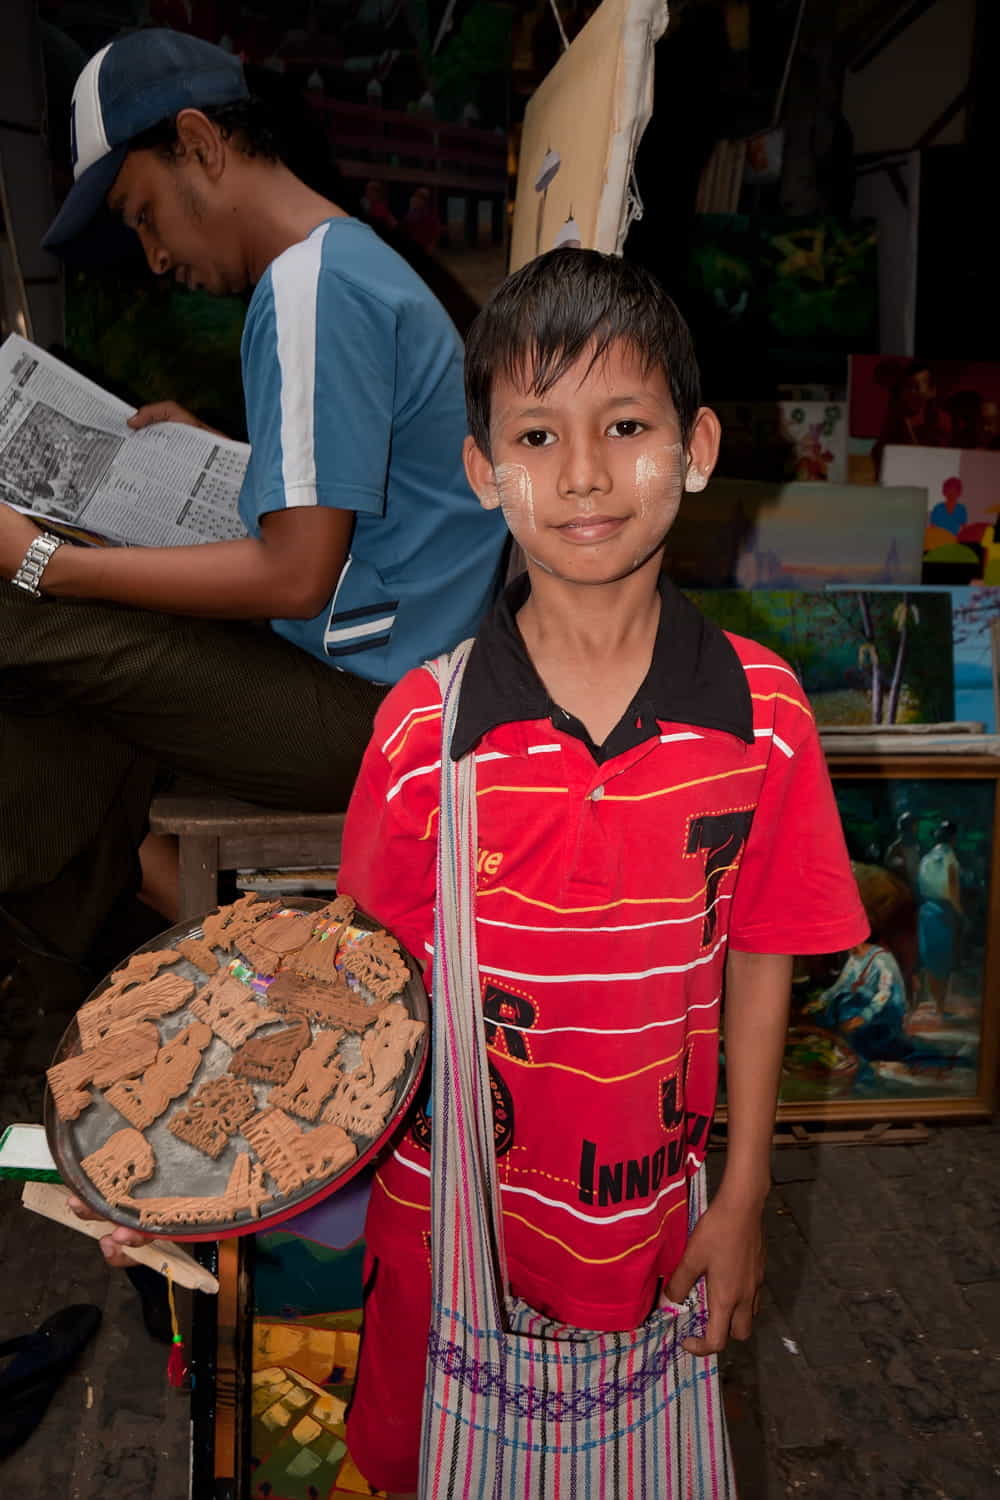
(634, 442, 683, 518)
(629, 443, 684, 572)
(490, 461, 558, 574)
(492, 462, 536, 531)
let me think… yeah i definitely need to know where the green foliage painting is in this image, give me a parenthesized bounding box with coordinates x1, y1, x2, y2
(685, 589, 954, 725)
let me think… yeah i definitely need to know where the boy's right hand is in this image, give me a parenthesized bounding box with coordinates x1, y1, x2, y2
(67, 1193, 153, 1268)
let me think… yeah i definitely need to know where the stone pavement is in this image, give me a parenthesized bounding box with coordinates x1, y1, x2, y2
(1, 944, 998, 1499)
(718, 1123, 1000, 1500)
(0, 950, 190, 1500)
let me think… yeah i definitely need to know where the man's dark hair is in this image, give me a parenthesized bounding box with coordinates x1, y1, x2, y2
(464, 248, 701, 456)
(124, 65, 302, 166)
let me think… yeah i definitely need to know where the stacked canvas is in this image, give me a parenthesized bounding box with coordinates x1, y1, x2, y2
(666, 477, 927, 590)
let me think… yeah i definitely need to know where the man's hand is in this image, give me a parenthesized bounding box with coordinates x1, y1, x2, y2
(0, 502, 42, 580)
(67, 1193, 154, 1269)
(128, 401, 227, 438)
(665, 1196, 766, 1356)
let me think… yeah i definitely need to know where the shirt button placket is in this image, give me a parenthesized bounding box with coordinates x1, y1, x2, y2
(561, 777, 614, 896)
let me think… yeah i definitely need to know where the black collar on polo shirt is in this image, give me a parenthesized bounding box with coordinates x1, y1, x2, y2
(450, 571, 754, 764)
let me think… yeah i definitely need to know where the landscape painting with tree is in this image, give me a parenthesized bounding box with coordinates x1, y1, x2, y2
(828, 584, 1000, 730)
(686, 589, 954, 724)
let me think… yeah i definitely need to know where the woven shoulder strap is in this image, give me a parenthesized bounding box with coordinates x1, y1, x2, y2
(427, 644, 509, 1329)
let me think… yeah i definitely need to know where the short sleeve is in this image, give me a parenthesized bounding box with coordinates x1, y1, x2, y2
(728, 717, 869, 955)
(241, 238, 397, 525)
(337, 669, 442, 970)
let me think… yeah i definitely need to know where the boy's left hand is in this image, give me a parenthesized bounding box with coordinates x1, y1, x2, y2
(664, 1195, 766, 1356)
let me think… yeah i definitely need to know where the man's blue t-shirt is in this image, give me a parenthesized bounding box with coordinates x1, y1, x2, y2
(237, 217, 505, 682)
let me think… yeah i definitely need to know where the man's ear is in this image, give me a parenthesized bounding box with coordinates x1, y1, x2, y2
(174, 109, 225, 179)
(684, 406, 722, 493)
(463, 435, 501, 511)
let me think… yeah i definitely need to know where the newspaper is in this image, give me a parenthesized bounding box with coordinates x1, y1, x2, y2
(0, 333, 248, 547)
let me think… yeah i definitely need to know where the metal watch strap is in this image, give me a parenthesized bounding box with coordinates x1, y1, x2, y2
(10, 531, 64, 597)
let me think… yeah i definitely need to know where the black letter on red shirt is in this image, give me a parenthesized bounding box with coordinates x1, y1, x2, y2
(483, 985, 536, 1061)
(686, 809, 755, 943)
(661, 1075, 684, 1130)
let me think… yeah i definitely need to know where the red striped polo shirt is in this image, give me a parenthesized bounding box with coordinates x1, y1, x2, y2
(338, 578, 867, 1330)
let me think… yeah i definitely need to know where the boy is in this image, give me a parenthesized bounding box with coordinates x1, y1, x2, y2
(338, 249, 868, 1495)
(80, 246, 865, 1483)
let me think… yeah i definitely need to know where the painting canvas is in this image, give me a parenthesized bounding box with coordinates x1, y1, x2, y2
(250, 1232, 378, 1498)
(849, 354, 1000, 485)
(684, 590, 953, 725)
(508, 0, 669, 271)
(192, 1179, 382, 1498)
(714, 400, 848, 483)
(248, 1177, 378, 1497)
(663, 478, 927, 590)
(716, 761, 1000, 1122)
(880, 444, 1000, 585)
(762, 763, 1000, 1121)
(827, 584, 1000, 730)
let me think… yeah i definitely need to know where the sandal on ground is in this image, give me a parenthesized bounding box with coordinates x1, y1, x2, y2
(0, 1303, 102, 1459)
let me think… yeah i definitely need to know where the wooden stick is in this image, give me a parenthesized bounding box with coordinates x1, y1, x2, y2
(21, 1181, 219, 1294)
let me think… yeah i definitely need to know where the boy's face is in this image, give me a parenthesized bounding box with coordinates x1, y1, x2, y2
(465, 340, 718, 587)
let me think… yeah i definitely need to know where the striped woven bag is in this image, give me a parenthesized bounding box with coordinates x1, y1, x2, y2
(419, 645, 737, 1500)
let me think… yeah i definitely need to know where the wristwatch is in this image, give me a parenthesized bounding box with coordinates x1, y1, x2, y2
(10, 531, 65, 596)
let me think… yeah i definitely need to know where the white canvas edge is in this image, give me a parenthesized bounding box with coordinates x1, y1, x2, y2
(595, 0, 670, 253)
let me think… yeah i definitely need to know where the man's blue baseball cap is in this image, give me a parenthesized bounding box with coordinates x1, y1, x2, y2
(43, 29, 249, 257)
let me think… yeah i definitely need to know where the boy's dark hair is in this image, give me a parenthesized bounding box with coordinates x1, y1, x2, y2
(465, 249, 701, 456)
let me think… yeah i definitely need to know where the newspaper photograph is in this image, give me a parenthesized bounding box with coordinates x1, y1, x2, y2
(0, 333, 248, 547)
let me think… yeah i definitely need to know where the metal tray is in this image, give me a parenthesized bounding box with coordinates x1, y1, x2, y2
(45, 898, 428, 1240)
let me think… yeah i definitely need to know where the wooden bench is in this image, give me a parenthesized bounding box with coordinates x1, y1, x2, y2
(149, 794, 346, 921)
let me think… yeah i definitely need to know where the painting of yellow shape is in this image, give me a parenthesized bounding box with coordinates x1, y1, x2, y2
(254, 1319, 357, 1388)
(333, 1450, 387, 1495)
(251, 1319, 384, 1499)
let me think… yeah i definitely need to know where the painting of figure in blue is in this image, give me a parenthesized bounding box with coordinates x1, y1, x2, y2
(770, 776, 997, 1113)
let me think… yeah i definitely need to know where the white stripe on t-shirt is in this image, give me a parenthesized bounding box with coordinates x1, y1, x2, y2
(273, 222, 329, 507)
(324, 613, 397, 645)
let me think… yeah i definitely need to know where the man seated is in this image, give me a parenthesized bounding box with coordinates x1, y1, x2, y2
(0, 29, 506, 964)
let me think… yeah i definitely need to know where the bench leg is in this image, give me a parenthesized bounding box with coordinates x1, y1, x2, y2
(177, 834, 220, 922)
